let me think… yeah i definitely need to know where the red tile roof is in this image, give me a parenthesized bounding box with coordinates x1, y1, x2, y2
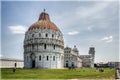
(28, 12, 59, 31)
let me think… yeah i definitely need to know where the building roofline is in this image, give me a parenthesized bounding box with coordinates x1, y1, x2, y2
(0, 58, 24, 62)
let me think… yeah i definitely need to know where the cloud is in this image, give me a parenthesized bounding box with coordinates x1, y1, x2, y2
(76, 2, 111, 19)
(101, 36, 113, 43)
(53, 2, 117, 34)
(87, 26, 93, 31)
(67, 31, 79, 35)
(9, 25, 27, 34)
(0, 54, 2, 57)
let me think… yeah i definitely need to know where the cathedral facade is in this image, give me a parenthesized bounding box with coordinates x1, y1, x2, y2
(24, 10, 64, 68)
(24, 10, 95, 68)
(64, 46, 95, 68)
(64, 46, 82, 68)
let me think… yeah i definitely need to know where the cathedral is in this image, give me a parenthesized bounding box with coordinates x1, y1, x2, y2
(64, 46, 82, 68)
(24, 10, 95, 68)
(64, 46, 95, 68)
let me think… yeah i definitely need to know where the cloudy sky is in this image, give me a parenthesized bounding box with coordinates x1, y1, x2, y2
(1, 1, 119, 63)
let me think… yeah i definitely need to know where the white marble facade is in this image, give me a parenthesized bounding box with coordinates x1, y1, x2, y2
(64, 46, 82, 68)
(24, 11, 64, 68)
(0, 58, 23, 68)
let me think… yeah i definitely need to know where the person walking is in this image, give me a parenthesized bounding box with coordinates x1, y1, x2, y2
(13, 63, 17, 72)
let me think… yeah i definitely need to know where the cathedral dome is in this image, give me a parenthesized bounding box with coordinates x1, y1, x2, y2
(28, 11, 59, 31)
(73, 45, 78, 52)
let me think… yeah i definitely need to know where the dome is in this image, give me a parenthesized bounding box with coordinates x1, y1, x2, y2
(73, 45, 78, 52)
(28, 11, 59, 31)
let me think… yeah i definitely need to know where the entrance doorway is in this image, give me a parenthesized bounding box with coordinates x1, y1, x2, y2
(66, 63, 68, 67)
(31, 53, 35, 68)
(66, 61, 68, 67)
(32, 60, 35, 68)
(72, 62, 74, 67)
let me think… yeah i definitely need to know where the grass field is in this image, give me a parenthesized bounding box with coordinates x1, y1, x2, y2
(1, 68, 115, 79)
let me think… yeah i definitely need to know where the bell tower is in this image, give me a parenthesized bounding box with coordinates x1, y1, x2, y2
(89, 47, 95, 57)
(89, 47, 95, 67)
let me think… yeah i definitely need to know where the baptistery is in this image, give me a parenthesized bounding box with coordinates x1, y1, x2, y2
(24, 10, 64, 68)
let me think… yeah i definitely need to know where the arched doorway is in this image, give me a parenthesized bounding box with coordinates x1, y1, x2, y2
(31, 53, 35, 68)
(32, 60, 35, 68)
(72, 62, 74, 68)
(66, 61, 68, 67)
(66, 63, 68, 67)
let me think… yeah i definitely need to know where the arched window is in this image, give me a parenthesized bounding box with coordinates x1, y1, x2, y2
(53, 56, 55, 61)
(54, 45, 55, 49)
(32, 34, 34, 37)
(32, 44, 34, 50)
(46, 56, 49, 61)
(46, 33, 48, 37)
(27, 56, 28, 62)
(39, 55, 41, 61)
(39, 33, 41, 37)
(52, 34, 54, 38)
(44, 44, 46, 49)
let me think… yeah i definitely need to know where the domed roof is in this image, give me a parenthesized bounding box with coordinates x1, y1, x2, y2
(28, 10, 59, 31)
(73, 45, 78, 52)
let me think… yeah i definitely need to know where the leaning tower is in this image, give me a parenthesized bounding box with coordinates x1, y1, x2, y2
(89, 47, 95, 68)
(24, 10, 64, 68)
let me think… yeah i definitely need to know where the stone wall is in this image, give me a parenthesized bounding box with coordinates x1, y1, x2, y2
(0, 58, 24, 68)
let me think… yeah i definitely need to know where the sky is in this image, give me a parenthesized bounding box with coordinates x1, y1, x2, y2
(1, 1, 119, 63)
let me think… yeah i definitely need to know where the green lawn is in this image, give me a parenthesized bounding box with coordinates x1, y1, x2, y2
(1, 68, 115, 79)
